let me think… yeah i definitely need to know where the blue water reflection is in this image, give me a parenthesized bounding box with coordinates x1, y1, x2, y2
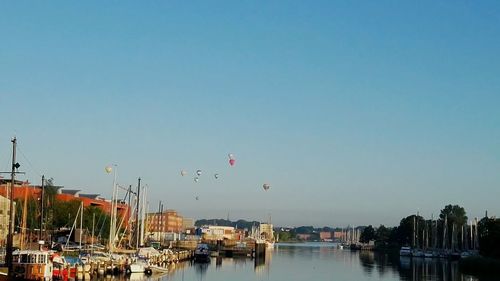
(91, 242, 494, 281)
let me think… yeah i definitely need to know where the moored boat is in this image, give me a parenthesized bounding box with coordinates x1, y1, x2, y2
(194, 244, 210, 263)
(12, 250, 53, 281)
(399, 246, 412, 256)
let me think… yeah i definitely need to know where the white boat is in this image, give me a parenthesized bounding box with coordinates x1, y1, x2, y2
(126, 259, 151, 274)
(399, 246, 412, 256)
(12, 250, 53, 281)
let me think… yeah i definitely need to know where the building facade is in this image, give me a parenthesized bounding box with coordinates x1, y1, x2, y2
(0, 180, 130, 227)
(147, 210, 184, 234)
(320, 231, 332, 241)
(0, 195, 15, 246)
(199, 225, 235, 240)
(259, 223, 274, 240)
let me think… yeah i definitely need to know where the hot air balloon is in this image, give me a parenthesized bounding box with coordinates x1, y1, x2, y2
(105, 166, 113, 174)
(263, 183, 270, 191)
(194, 177, 199, 183)
(195, 196, 199, 201)
(229, 159, 236, 166)
(181, 170, 188, 176)
(196, 170, 202, 176)
(214, 174, 219, 179)
(228, 153, 235, 159)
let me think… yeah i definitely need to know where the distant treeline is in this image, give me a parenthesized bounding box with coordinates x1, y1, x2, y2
(195, 219, 262, 230)
(356, 204, 500, 260)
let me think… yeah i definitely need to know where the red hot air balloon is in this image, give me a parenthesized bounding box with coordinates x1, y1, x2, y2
(229, 158, 236, 166)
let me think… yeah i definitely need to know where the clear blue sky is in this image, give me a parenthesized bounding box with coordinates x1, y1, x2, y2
(1, 1, 499, 227)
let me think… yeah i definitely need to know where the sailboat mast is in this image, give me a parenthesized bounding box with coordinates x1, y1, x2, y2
(39, 175, 45, 241)
(91, 212, 95, 255)
(136, 177, 141, 249)
(21, 184, 28, 250)
(412, 216, 415, 248)
(140, 185, 147, 247)
(108, 165, 117, 252)
(80, 201, 83, 250)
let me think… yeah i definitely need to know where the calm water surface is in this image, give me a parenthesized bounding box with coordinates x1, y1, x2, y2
(94, 243, 495, 281)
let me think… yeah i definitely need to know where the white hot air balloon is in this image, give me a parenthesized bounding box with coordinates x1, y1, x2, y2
(181, 170, 188, 176)
(194, 177, 199, 183)
(105, 166, 113, 174)
(263, 183, 270, 191)
(228, 153, 235, 159)
(196, 170, 202, 176)
(214, 174, 219, 179)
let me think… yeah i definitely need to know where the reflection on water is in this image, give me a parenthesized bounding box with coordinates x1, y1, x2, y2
(90, 243, 494, 281)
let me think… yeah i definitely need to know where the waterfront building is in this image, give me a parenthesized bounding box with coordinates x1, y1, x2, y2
(0, 195, 15, 246)
(0, 180, 130, 227)
(260, 223, 274, 240)
(320, 231, 332, 241)
(182, 218, 195, 234)
(56, 189, 130, 227)
(199, 225, 235, 240)
(147, 209, 184, 233)
(0, 180, 42, 201)
(333, 231, 343, 240)
(297, 234, 311, 241)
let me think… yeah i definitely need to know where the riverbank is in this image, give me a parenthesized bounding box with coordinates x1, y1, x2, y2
(459, 256, 500, 275)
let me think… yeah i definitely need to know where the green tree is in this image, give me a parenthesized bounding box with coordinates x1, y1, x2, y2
(360, 225, 376, 243)
(295, 226, 314, 234)
(397, 214, 425, 247)
(439, 204, 467, 249)
(439, 204, 467, 226)
(52, 199, 81, 228)
(375, 225, 391, 246)
(43, 177, 59, 231)
(14, 197, 40, 231)
(277, 231, 293, 241)
(478, 217, 500, 259)
(83, 206, 110, 240)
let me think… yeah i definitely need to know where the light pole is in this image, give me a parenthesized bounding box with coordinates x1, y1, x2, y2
(2, 137, 24, 278)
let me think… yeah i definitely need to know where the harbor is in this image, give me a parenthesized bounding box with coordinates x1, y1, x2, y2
(0, 138, 271, 280)
(2, 1, 500, 279)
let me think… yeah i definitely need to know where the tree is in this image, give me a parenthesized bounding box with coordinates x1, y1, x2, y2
(439, 204, 467, 249)
(478, 217, 500, 259)
(397, 215, 425, 247)
(83, 206, 110, 241)
(439, 204, 467, 227)
(295, 226, 314, 234)
(52, 199, 81, 228)
(43, 177, 59, 231)
(375, 225, 391, 246)
(360, 225, 376, 243)
(277, 231, 293, 241)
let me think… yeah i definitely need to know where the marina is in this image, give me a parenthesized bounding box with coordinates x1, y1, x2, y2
(2, 2, 500, 279)
(85, 242, 495, 281)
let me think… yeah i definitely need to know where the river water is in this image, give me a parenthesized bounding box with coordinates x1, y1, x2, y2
(94, 242, 495, 281)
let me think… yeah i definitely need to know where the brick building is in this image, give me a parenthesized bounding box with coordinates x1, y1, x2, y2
(0, 179, 130, 226)
(147, 210, 184, 234)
